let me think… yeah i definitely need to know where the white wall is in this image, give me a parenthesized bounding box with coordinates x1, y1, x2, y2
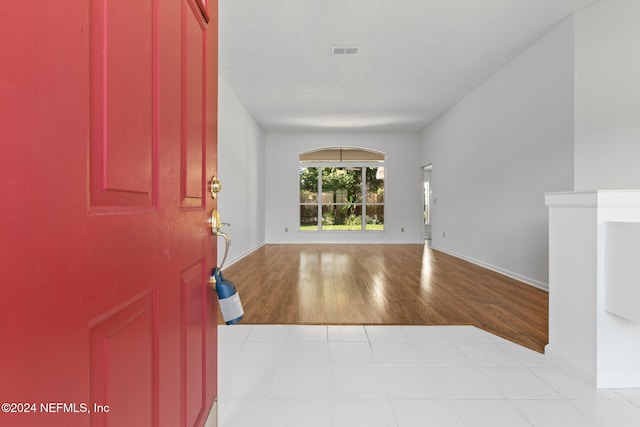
(265, 132, 423, 244)
(574, 0, 640, 191)
(419, 18, 575, 288)
(542, 0, 640, 388)
(217, 77, 266, 267)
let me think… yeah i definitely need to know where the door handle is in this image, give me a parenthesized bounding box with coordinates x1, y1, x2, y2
(209, 209, 231, 270)
(208, 209, 230, 235)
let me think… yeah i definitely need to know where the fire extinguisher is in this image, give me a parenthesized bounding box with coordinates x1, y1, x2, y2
(208, 209, 244, 325)
(213, 267, 244, 325)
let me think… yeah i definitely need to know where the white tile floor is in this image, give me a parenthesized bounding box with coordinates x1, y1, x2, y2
(217, 325, 640, 427)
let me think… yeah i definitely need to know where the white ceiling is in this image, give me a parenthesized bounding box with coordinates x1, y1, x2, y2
(219, 0, 597, 133)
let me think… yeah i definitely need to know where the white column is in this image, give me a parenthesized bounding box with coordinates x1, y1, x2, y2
(546, 190, 640, 388)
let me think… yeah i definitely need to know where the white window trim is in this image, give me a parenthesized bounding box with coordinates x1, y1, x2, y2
(299, 161, 385, 232)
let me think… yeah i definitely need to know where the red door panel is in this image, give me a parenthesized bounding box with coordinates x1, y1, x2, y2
(0, 0, 218, 426)
(181, 0, 207, 208)
(90, 290, 159, 426)
(90, 0, 157, 209)
(181, 262, 207, 426)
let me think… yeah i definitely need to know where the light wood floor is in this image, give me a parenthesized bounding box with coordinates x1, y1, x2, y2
(217, 244, 548, 352)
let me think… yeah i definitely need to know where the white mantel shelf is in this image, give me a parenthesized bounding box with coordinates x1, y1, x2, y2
(545, 190, 640, 388)
(545, 190, 640, 208)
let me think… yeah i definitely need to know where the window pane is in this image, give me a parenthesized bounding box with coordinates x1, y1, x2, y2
(322, 204, 363, 230)
(322, 189, 349, 204)
(342, 204, 363, 230)
(299, 167, 318, 203)
(366, 167, 384, 204)
(321, 167, 362, 204)
(321, 204, 336, 226)
(366, 205, 384, 230)
(300, 205, 318, 230)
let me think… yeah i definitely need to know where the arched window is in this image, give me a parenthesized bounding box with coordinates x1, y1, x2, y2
(299, 148, 385, 231)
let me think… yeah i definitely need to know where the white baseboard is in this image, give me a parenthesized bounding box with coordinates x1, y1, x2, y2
(545, 345, 640, 388)
(430, 245, 549, 291)
(545, 345, 596, 386)
(596, 373, 640, 389)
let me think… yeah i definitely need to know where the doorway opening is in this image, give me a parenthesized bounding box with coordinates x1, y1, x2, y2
(423, 164, 432, 246)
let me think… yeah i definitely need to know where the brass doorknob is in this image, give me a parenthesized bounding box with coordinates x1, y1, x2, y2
(208, 209, 230, 235)
(208, 209, 231, 270)
(209, 176, 222, 199)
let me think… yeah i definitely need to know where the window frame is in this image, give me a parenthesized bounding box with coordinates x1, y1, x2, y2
(299, 160, 385, 232)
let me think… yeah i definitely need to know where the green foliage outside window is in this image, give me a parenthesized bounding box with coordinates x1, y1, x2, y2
(299, 165, 384, 231)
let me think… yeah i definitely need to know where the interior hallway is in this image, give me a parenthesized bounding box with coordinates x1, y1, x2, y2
(218, 244, 548, 352)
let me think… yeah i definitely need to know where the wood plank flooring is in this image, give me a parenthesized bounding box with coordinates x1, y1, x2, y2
(217, 244, 548, 352)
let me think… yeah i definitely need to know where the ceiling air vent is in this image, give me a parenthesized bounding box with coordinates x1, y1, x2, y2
(332, 45, 359, 56)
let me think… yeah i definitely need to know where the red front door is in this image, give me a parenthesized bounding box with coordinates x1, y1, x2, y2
(0, 1, 218, 426)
